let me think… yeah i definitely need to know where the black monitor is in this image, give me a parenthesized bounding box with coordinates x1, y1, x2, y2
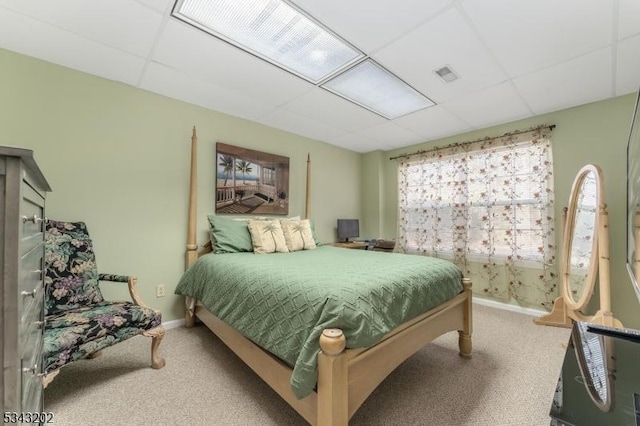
(337, 219, 359, 242)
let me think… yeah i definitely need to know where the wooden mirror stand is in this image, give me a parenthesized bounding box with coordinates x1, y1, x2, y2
(535, 164, 623, 328)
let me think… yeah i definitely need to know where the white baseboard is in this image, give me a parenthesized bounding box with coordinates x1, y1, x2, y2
(473, 297, 547, 317)
(162, 318, 186, 330)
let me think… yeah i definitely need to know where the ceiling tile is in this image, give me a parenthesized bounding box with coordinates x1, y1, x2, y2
(514, 48, 612, 115)
(0, 6, 145, 85)
(257, 108, 348, 142)
(0, 0, 163, 57)
(619, 0, 640, 40)
(139, 62, 276, 121)
(291, 0, 453, 53)
(0, 0, 632, 153)
(354, 122, 424, 148)
(153, 20, 314, 107)
(327, 133, 382, 153)
(394, 105, 473, 140)
(616, 34, 640, 96)
(461, 0, 612, 78)
(134, 0, 172, 14)
(442, 82, 531, 128)
(374, 7, 507, 104)
(280, 87, 387, 132)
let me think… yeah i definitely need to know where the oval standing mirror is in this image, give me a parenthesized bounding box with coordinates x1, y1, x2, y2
(535, 164, 623, 328)
(563, 166, 600, 311)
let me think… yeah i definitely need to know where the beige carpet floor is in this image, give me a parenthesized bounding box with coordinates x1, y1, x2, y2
(45, 304, 570, 426)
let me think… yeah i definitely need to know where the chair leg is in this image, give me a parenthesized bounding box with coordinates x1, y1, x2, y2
(143, 326, 166, 369)
(42, 370, 60, 389)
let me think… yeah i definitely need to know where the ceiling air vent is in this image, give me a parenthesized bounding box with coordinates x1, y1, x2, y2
(434, 66, 459, 83)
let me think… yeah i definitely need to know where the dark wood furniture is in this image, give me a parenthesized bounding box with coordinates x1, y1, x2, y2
(331, 241, 367, 250)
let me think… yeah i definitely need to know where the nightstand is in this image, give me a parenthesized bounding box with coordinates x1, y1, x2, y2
(331, 241, 368, 250)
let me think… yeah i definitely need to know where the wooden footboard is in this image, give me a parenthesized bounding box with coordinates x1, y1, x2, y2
(188, 277, 472, 425)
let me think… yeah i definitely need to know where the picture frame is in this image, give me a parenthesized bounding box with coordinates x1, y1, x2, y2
(215, 142, 290, 215)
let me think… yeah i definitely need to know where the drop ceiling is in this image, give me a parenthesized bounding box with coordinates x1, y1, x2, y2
(1, 0, 639, 153)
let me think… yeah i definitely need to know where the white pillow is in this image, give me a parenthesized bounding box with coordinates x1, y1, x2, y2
(280, 219, 317, 252)
(247, 220, 289, 254)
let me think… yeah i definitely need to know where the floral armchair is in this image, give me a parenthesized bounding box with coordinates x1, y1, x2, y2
(42, 220, 165, 386)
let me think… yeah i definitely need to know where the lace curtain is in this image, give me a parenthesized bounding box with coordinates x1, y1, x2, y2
(396, 127, 557, 310)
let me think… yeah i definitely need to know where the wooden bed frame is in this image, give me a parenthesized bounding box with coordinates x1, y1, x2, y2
(182, 128, 473, 425)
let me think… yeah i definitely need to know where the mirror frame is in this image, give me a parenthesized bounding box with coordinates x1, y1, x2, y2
(562, 164, 603, 311)
(535, 164, 622, 328)
(626, 88, 640, 303)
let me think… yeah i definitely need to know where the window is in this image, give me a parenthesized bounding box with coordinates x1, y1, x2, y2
(400, 141, 551, 262)
(396, 127, 557, 309)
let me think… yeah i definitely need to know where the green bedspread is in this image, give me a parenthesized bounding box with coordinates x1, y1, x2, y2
(175, 246, 463, 399)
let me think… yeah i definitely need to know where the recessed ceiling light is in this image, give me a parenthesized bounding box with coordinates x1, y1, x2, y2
(322, 60, 435, 119)
(434, 66, 459, 83)
(172, 0, 364, 84)
(172, 0, 437, 119)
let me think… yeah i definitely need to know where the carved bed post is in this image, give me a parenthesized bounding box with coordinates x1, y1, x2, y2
(185, 126, 198, 328)
(317, 328, 348, 426)
(305, 153, 311, 220)
(458, 277, 473, 358)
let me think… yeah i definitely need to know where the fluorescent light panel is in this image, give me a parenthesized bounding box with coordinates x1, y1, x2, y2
(172, 0, 436, 119)
(172, 0, 363, 83)
(323, 60, 435, 119)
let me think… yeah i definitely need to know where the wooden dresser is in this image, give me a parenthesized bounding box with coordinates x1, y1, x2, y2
(1, 146, 51, 416)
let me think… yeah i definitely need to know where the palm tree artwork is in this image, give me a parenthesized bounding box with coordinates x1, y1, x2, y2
(292, 222, 309, 249)
(236, 160, 253, 184)
(262, 221, 283, 252)
(215, 142, 289, 215)
(218, 155, 234, 185)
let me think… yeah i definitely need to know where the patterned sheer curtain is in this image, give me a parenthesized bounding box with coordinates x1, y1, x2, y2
(396, 127, 557, 310)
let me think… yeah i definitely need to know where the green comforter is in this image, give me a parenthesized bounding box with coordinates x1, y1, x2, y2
(175, 246, 463, 399)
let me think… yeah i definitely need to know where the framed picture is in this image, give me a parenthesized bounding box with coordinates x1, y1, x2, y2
(215, 142, 290, 215)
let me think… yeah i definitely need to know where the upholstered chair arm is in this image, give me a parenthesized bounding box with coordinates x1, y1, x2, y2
(98, 273, 129, 283)
(98, 274, 148, 308)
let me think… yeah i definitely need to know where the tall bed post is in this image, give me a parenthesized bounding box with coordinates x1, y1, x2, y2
(186, 126, 198, 268)
(635, 209, 640, 285)
(185, 126, 198, 328)
(305, 153, 311, 220)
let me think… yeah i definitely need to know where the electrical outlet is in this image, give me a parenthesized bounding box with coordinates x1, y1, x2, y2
(156, 284, 166, 298)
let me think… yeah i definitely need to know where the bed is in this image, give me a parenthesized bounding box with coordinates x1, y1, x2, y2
(178, 128, 473, 425)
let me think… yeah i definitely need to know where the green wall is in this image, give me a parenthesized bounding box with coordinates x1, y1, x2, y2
(362, 94, 640, 328)
(3, 45, 638, 328)
(0, 48, 362, 322)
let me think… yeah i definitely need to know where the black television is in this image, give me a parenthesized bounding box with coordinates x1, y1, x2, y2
(337, 219, 359, 242)
(627, 88, 640, 304)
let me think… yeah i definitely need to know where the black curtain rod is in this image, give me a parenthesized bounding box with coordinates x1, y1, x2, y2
(389, 124, 556, 161)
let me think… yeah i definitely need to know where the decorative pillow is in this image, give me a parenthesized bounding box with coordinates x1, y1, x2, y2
(280, 219, 317, 252)
(207, 215, 253, 253)
(247, 220, 289, 254)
